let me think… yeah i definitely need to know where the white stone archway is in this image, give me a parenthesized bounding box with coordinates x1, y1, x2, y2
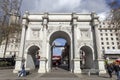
(13, 12, 106, 74)
(48, 31, 72, 71)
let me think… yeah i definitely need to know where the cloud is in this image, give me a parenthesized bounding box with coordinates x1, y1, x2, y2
(21, 0, 110, 12)
(98, 12, 110, 21)
(21, 0, 111, 20)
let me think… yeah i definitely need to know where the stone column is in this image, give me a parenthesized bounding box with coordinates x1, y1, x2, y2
(13, 11, 28, 73)
(91, 12, 106, 74)
(38, 13, 48, 73)
(72, 13, 81, 73)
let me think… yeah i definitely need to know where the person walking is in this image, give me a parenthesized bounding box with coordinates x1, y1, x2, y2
(55, 61, 58, 70)
(35, 53, 40, 68)
(106, 63, 113, 78)
(18, 60, 26, 77)
(113, 61, 120, 80)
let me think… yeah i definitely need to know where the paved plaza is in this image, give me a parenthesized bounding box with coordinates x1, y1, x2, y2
(0, 68, 117, 80)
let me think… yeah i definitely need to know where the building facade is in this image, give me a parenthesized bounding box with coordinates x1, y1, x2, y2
(13, 12, 106, 74)
(0, 33, 20, 58)
(98, 21, 120, 60)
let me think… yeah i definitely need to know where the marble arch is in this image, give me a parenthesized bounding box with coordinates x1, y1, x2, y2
(13, 12, 106, 74)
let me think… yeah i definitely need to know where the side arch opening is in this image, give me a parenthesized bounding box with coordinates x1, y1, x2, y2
(26, 45, 40, 70)
(80, 46, 94, 69)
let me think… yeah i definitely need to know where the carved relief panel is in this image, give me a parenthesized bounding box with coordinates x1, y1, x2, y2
(80, 30, 89, 38)
(32, 30, 40, 38)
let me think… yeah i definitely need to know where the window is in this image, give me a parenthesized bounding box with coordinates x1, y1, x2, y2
(116, 38, 119, 40)
(107, 47, 110, 49)
(107, 42, 109, 45)
(110, 30, 112, 32)
(112, 47, 115, 49)
(101, 42, 104, 45)
(110, 33, 113, 36)
(117, 42, 119, 45)
(102, 47, 104, 49)
(101, 38, 103, 40)
(101, 33, 103, 36)
(15, 45, 17, 48)
(105, 33, 108, 36)
(106, 38, 108, 40)
(111, 38, 113, 40)
(112, 42, 114, 45)
(116, 33, 118, 36)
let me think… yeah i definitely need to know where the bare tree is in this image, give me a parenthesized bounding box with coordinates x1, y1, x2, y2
(107, 0, 120, 27)
(0, 0, 22, 58)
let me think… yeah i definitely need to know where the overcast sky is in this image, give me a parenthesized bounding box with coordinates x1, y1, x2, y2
(20, 0, 112, 20)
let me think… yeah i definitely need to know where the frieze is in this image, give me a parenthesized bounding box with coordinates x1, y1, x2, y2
(25, 40, 42, 49)
(77, 40, 93, 48)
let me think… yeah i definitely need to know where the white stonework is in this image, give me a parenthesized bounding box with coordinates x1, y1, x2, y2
(13, 12, 105, 74)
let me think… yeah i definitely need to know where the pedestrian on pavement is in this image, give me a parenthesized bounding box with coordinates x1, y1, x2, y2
(18, 59, 26, 77)
(113, 61, 120, 80)
(55, 61, 58, 70)
(35, 53, 40, 68)
(106, 63, 113, 78)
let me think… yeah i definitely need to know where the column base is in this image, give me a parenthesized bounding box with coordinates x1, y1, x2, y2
(13, 58, 23, 73)
(73, 58, 81, 73)
(74, 69, 81, 73)
(98, 59, 106, 74)
(38, 57, 47, 73)
(38, 69, 46, 73)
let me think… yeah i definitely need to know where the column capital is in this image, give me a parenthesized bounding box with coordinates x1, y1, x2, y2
(22, 11, 29, 26)
(72, 13, 78, 19)
(22, 19, 28, 27)
(71, 13, 78, 27)
(91, 12, 99, 26)
(42, 12, 49, 25)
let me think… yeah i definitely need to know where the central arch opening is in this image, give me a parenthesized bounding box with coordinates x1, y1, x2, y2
(49, 31, 71, 71)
